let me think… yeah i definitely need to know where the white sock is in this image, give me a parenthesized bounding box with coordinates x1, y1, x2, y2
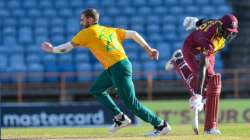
(114, 112, 123, 120)
(158, 120, 164, 127)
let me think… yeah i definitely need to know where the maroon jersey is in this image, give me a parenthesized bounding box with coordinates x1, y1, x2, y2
(184, 20, 225, 56)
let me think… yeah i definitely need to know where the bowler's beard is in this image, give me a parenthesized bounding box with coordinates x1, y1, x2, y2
(84, 24, 90, 28)
(81, 24, 91, 29)
(80, 24, 89, 29)
(81, 22, 96, 29)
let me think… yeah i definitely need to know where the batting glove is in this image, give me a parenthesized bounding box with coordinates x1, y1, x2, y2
(189, 94, 204, 112)
(183, 17, 199, 31)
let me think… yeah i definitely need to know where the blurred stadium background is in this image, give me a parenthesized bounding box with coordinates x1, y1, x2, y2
(1, 0, 250, 136)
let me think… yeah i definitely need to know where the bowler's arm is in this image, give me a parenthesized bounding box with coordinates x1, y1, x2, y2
(41, 41, 77, 53)
(124, 30, 159, 60)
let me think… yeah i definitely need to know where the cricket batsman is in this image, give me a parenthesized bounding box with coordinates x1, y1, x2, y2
(41, 8, 171, 137)
(165, 14, 239, 134)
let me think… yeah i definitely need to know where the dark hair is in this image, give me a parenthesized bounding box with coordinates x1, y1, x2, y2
(82, 8, 100, 23)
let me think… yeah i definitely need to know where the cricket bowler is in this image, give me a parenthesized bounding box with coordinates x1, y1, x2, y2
(41, 8, 171, 137)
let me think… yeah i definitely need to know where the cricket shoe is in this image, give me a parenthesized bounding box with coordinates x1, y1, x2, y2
(145, 120, 172, 137)
(165, 49, 183, 71)
(204, 128, 222, 135)
(109, 114, 131, 132)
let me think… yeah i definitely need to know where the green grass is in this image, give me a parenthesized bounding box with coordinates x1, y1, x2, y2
(2, 99, 250, 140)
(2, 123, 250, 140)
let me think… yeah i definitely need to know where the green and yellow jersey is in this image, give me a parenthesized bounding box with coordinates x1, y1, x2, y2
(71, 24, 128, 69)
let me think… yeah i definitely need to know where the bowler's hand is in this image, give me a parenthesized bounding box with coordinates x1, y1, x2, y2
(41, 41, 53, 53)
(147, 48, 159, 60)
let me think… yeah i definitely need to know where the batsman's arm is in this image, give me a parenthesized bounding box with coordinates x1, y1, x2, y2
(197, 54, 210, 95)
(125, 30, 159, 60)
(183, 17, 213, 31)
(195, 18, 208, 27)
